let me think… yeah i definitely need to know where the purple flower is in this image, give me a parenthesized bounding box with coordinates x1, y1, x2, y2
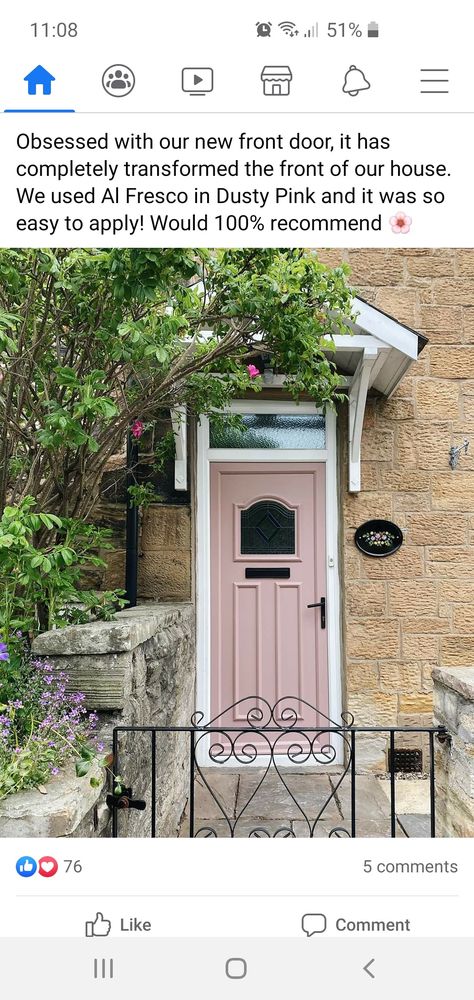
(0, 642, 9, 662)
(50, 767, 60, 776)
(10, 700, 23, 710)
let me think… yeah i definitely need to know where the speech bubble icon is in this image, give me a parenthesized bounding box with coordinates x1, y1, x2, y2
(302, 913, 327, 936)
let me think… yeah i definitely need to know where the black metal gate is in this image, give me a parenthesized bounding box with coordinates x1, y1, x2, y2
(110, 697, 448, 838)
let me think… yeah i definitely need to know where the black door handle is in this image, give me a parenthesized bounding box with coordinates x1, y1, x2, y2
(307, 597, 326, 629)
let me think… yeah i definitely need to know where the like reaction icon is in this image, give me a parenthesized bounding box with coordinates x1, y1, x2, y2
(85, 912, 112, 938)
(16, 856, 37, 877)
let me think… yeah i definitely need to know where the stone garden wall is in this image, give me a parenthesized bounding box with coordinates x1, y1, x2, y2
(433, 666, 474, 836)
(317, 248, 474, 771)
(0, 604, 195, 838)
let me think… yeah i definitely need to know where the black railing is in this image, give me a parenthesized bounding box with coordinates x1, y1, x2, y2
(110, 697, 448, 839)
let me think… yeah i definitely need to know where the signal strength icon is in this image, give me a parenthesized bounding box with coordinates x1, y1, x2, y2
(278, 20, 298, 36)
(304, 22, 318, 37)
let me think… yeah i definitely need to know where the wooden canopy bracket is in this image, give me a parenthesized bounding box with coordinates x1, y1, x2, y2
(171, 405, 187, 491)
(348, 347, 379, 493)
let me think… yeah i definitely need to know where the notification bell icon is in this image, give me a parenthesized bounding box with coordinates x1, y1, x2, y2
(342, 65, 371, 96)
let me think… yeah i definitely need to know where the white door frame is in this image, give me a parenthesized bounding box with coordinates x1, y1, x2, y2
(196, 401, 343, 762)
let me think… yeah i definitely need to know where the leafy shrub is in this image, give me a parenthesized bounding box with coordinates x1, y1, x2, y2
(0, 497, 126, 662)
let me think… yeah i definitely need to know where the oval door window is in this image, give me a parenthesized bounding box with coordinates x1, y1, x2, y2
(240, 500, 296, 555)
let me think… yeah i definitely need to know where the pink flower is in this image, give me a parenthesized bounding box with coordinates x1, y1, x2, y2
(389, 212, 412, 234)
(247, 364, 260, 379)
(131, 419, 144, 439)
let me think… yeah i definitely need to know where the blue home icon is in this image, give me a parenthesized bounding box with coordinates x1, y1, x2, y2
(24, 65, 55, 96)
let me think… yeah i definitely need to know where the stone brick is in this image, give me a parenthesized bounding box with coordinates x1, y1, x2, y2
(378, 397, 415, 422)
(415, 379, 460, 419)
(141, 504, 191, 550)
(462, 309, 474, 343)
(456, 250, 474, 277)
(343, 492, 393, 528)
(431, 278, 474, 306)
(345, 580, 386, 616)
(441, 636, 474, 666)
(406, 250, 455, 278)
(396, 424, 451, 472)
(346, 619, 400, 659)
(402, 634, 439, 660)
(378, 469, 430, 491)
(360, 427, 394, 462)
(364, 547, 424, 580)
(347, 249, 404, 285)
(402, 616, 450, 634)
(360, 461, 379, 490)
(440, 581, 474, 603)
(399, 694, 435, 713)
(374, 288, 418, 327)
(379, 662, 421, 694)
(427, 545, 474, 579)
(431, 473, 474, 511)
(139, 550, 192, 600)
(406, 513, 467, 545)
(103, 549, 126, 590)
(348, 691, 398, 726)
(347, 662, 380, 692)
(419, 305, 463, 343)
(388, 580, 438, 616)
(393, 492, 431, 513)
(430, 347, 474, 379)
(453, 606, 474, 632)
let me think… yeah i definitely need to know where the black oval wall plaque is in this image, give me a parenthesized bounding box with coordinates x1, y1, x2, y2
(354, 519, 403, 558)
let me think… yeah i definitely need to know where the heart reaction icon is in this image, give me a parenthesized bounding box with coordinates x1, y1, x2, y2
(38, 856, 59, 878)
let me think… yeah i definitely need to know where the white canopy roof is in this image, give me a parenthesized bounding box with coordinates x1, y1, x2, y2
(331, 297, 427, 491)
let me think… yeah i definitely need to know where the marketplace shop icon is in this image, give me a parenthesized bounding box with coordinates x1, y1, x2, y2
(261, 66, 292, 96)
(354, 519, 403, 557)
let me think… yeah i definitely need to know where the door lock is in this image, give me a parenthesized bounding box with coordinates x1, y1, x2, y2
(307, 596, 326, 629)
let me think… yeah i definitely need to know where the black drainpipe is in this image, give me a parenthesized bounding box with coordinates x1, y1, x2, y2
(124, 430, 139, 608)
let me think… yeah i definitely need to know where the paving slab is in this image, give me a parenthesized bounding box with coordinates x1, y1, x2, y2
(235, 770, 341, 823)
(193, 770, 240, 819)
(396, 814, 431, 838)
(378, 778, 430, 815)
(330, 775, 393, 822)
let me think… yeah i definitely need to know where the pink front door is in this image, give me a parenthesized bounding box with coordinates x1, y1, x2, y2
(210, 463, 328, 742)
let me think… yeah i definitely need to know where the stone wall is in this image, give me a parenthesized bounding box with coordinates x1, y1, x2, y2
(316, 249, 474, 770)
(0, 604, 195, 838)
(98, 503, 192, 603)
(433, 666, 474, 836)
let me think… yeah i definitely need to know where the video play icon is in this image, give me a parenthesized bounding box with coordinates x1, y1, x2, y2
(181, 67, 214, 95)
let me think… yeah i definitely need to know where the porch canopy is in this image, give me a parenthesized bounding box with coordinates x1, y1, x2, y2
(330, 297, 427, 492)
(171, 297, 426, 494)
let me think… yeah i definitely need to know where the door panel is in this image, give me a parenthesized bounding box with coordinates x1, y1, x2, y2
(210, 463, 328, 747)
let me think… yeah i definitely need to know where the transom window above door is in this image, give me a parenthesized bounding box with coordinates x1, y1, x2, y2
(241, 500, 296, 555)
(209, 412, 326, 450)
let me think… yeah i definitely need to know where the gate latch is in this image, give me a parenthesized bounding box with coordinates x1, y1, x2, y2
(106, 787, 146, 811)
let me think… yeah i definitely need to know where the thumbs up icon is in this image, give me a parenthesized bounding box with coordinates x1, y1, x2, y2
(16, 856, 37, 877)
(85, 912, 112, 937)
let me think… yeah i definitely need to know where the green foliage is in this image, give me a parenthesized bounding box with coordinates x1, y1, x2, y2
(0, 248, 353, 520)
(127, 483, 163, 509)
(0, 497, 125, 664)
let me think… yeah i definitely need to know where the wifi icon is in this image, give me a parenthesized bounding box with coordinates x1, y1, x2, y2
(278, 20, 298, 36)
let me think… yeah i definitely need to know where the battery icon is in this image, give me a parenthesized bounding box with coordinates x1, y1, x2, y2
(367, 21, 379, 37)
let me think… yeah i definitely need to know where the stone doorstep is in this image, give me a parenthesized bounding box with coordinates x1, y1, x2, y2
(31, 602, 194, 656)
(377, 777, 431, 815)
(0, 762, 105, 838)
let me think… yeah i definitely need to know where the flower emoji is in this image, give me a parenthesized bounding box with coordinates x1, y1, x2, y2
(130, 419, 144, 439)
(247, 364, 260, 378)
(389, 212, 412, 234)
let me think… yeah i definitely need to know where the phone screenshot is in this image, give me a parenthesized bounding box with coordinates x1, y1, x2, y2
(0, 2, 472, 995)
